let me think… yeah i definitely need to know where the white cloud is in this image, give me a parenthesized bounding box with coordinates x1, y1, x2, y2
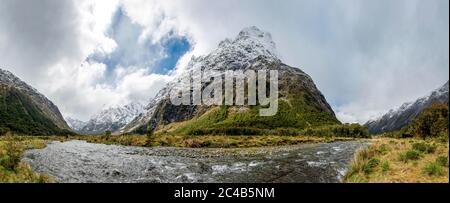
(115, 69, 172, 104)
(1, 0, 448, 123)
(0, 0, 174, 120)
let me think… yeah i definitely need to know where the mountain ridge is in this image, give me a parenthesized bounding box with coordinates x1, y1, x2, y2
(78, 102, 144, 134)
(365, 81, 449, 134)
(0, 68, 72, 135)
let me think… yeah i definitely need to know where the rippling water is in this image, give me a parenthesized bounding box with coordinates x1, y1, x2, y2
(23, 140, 367, 183)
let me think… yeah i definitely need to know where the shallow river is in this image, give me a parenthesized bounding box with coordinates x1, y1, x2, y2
(22, 140, 367, 183)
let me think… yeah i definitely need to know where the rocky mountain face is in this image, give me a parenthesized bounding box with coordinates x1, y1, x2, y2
(366, 81, 449, 134)
(79, 102, 144, 134)
(0, 68, 72, 135)
(123, 26, 339, 134)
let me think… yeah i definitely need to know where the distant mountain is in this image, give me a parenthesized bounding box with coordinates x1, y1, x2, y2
(366, 81, 449, 134)
(65, 117, 87, 132)
(0, 68, 72, 135)
(123, 26, 340, 134)
(80, 102, 144, 134)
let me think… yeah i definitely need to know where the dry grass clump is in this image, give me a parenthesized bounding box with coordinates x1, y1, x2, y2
(345, 137, 449, 183)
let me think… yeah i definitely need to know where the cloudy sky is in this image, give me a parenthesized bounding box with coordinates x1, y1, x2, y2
(0, 0, 448, 123)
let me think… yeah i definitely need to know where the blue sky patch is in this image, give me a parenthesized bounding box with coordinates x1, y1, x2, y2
(153, 36, 191, 74)
(86, 7, 191, 80)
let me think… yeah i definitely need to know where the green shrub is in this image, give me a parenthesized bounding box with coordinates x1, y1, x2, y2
(436, 156, 449, 167)
(299, 124, 369, 138)
(412, 142, 428, 152)
(423, 162, 444, 176)
(426, 144, 437, 154)
(102, 130, 112, 141)
(363, 158, 380, 174)
(408, 103, 448, 139)
(412, 142, 437, 154)
(399, 150, 420, 162)
(437, 131, 449, 143)
(276, 128, 300, 136)
(388, 140, 397, 145)
(378, 144, 389, 154)
(188, 127, 267, 136)
(381, 161, 390, 172)
(0, 127, 10, 136)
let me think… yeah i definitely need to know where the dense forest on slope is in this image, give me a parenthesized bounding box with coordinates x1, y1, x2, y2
(0, 85, 72, 136)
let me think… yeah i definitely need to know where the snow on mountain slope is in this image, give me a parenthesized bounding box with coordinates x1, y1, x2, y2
(65, 117, 88, 132)
(366, 81, 449, 134)
(80, 102, 144, 134)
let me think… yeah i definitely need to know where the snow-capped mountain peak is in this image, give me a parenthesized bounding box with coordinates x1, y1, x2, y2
(92, 102, 144, 123)
(236, 26, 278, 55)
(205, 26, 280, 69)
(80, 102, 144, 134)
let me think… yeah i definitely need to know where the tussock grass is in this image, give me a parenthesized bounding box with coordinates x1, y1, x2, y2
(0, 135, 52, 183)
(399, 150, 421, 162)
(436, 156, 449, 167)
(344, 137, 449, 183)
(423, 162, 444, 176)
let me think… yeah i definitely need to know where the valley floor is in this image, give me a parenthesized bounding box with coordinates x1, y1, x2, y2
(1, 135, 448, 183)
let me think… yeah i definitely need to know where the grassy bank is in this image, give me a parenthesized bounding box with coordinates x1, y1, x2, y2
(344, 137, 449, 183)
(0, 136, 52, 183)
